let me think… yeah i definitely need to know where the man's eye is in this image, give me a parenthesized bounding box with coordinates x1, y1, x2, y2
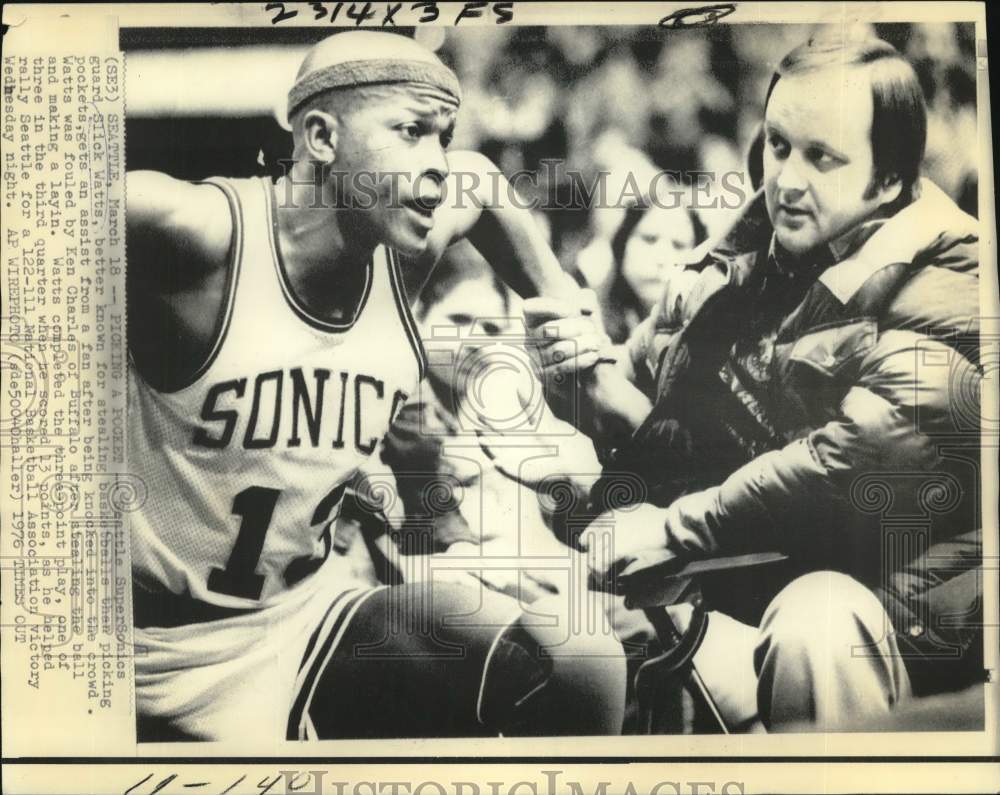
(767, 134, 789, 158)
(807, 148, 841, 170)
(440, 131, 454, 149)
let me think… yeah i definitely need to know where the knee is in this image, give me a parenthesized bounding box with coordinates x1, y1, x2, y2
(486, 596, 627, 734)
(523, 595, 628, 672)
(549, 626, 628, 709)
(758, 571, 889, 659)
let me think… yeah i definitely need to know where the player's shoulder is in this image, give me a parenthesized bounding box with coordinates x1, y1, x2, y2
(126, 171, 233, 273)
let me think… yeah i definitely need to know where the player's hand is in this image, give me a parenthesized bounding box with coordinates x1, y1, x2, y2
(522, 288, 613, 379)
(578, 502, 672, 591)
(477, 432, 600, 495)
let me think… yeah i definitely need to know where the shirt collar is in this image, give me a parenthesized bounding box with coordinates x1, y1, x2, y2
(765, 214, 889, 278)
(827, 216, 887, 262)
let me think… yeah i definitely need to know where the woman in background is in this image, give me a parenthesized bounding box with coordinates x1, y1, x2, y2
(600, 203, 708, 343)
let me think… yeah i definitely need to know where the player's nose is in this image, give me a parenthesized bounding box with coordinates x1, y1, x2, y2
(412, 174, 444, 213)
(419, 137, 450, 186)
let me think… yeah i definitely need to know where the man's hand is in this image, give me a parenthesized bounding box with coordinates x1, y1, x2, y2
(578, 488, 729, 591)
(519, 289, 652, 445)
(578, 502, 672, 591)
(522, 288, 613, 379)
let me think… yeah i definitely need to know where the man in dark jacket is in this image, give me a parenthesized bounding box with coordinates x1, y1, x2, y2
(528, 33, 984, 730)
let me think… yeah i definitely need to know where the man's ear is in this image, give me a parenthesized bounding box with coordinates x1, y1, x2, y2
(873, 172, 903, 208)
(302, 109, 339, 165)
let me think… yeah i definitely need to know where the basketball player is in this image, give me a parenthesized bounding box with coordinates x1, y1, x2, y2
(126, 31, 625, 742)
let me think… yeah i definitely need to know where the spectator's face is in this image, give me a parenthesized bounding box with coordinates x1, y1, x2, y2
(419, 278, 510, 383)
(332, 84, 456, 256)
(763, 67, 895, 257)
(622, 206, 698, 310)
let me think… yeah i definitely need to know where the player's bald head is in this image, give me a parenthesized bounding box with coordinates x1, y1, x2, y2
(288, 31, 460, 124)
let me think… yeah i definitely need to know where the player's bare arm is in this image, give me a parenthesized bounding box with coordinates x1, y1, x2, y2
(126, 171, 235, 385)
(420, 149, 580, 302)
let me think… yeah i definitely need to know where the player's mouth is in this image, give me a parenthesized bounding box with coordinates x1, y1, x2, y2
(403, 201, 436, 230)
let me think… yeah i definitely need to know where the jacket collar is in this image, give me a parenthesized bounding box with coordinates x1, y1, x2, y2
(688, 179, 973, 309)
(765, 198, 894, 277)
(817, 179, 977, 304)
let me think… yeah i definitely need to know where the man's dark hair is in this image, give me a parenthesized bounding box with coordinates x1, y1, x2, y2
(763, 34, 927, 206)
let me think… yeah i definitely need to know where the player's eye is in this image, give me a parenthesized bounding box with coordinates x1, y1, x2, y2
(440, 130, 454, 149)
(398, 123, 421, 141)
(640, 233, 658, 245)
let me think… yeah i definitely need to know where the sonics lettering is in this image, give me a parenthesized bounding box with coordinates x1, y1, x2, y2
(192, 367, 408, 453)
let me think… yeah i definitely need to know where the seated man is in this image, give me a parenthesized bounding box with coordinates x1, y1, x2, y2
(527, 32, 984, 731)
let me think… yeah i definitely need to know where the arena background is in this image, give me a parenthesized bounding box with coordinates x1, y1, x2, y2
(122, 23, 979, 273)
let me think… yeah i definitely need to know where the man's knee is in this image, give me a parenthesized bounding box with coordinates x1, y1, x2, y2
(758, 570, 890, 659)
(754, 571, 908, 729)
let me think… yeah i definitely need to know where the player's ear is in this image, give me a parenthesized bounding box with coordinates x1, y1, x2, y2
(302, 109, 339, 165)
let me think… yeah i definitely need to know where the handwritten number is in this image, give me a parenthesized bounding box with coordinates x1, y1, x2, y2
(123, 774, 154, 795)
(218, 777, 247, 795)
(269, 0, 511, 26)
(150, 775, 179, 795)
(266, 2, 298, 24)
(256, 776, 283, 795)
(346, 2, 376, 25)
(411, 1, 439, 23)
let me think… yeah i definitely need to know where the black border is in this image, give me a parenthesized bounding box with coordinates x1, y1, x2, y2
(4, 755, 999, 764)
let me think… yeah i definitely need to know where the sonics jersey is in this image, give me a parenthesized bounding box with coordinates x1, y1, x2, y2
(129, 176, 425, 615)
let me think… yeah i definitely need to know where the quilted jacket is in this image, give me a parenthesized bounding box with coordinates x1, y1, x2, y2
(607, 180, 984, 692)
